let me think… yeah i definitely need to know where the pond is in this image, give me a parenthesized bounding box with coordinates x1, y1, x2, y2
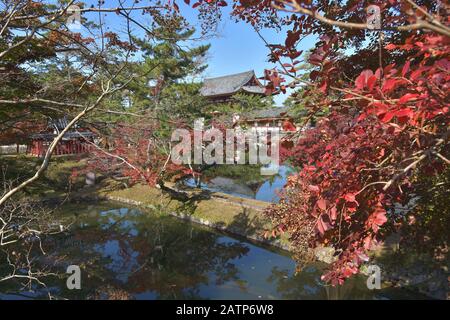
(0, 203, 425, 300)
(183, 165, 295, 203)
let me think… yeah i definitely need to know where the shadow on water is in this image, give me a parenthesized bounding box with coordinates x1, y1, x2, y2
(0, 204, 428, 300)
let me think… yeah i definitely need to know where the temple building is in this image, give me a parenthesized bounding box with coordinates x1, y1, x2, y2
(200, 70, 301, 135)
(28, 117, 96, 157)
(200, 70, 266, 102)
(233, 107, 298, 133)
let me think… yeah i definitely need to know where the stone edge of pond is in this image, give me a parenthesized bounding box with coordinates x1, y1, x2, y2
(72, 190, 444, 300)
(59, 193, 444, 300)
(105, 194, 292, 252)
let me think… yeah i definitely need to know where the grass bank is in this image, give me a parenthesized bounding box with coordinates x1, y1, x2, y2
(1, 155, 289, 250)
(100, 183, 290, 250)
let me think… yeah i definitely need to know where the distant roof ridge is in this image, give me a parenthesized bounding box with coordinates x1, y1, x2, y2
(203, 70, 255, 81)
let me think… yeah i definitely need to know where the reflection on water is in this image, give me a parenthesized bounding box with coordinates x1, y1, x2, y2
(184, 166, 294, 203)
(0, 204, 425, 300)
(255, 166, 294, 202)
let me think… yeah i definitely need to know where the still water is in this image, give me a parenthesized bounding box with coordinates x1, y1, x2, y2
(0, 204, 424, 300)
(184, 166, 294, 203)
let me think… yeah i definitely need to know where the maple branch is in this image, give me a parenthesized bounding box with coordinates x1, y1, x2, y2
(0, 0, 76, 59)
(0, 65, 130, 206)
(0, 98, 83, 108)
(356, 181, 389, 195)
(9, 5, 166, 21)
(382, 154, 427, 191)
(435, 152, 450, 165)
(271, 0, 450, 37)
(382, 135, 449, 191)
(404, 0, 448, 31)
(0, 1, 22, 37)
(75, 131, 148, 182)
(255, 25, 407, 107)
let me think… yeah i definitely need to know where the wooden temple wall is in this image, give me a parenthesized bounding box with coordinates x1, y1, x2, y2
(28, 139, 93, 157)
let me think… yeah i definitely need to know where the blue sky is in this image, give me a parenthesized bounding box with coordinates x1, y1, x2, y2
(178, 4, 315, 105)
(75, 1, 316, 106)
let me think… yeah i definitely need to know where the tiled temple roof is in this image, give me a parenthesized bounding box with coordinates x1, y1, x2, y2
(244, 106, 293, 120)
(200, 70, 265, 97)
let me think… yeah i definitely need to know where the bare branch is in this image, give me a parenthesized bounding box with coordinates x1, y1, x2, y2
(271, 0, 450, 37)
(0, 73, 118, 206)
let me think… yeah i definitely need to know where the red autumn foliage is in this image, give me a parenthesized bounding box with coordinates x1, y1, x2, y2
(192, 0, 449, 284)
(82, 119, 229, 189)
(82, 122, 188, 187)
(270, 32, 448, 284)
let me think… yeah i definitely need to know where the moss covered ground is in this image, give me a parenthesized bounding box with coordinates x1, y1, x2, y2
(2, 155, 288, 246)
